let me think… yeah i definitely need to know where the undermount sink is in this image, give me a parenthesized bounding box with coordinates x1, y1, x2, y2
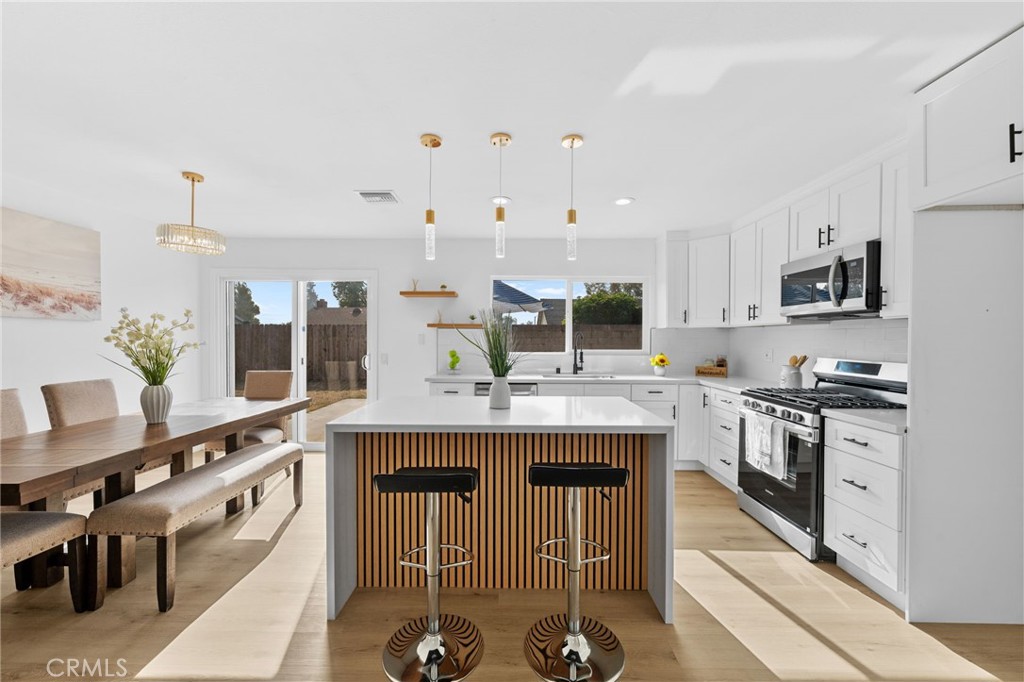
(540, 373, 617, 379)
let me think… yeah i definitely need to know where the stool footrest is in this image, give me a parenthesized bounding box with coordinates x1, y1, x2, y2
(535, 537, 611, 566)
(399, 544, 475, 572)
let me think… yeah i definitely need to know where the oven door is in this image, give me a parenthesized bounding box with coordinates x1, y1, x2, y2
(738, 412, 821, 534)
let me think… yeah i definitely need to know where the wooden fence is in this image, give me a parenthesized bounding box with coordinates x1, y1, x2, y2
(234, 323, 367, 390)
(513, 324, 643, 352)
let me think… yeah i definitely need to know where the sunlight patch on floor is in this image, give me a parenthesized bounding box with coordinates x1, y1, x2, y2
(231, 471, 294, 542)
(135, 457, 326, 680)
(675, 549, 998, 682)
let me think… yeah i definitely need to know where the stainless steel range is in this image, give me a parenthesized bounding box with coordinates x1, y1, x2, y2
(736, 357, 907, 561)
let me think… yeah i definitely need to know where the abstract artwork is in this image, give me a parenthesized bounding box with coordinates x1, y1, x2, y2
(1, 207, 101, 320)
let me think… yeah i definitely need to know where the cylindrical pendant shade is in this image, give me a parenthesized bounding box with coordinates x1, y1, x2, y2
(566, 219, 577, 262)
(495, 206, 506, 259)
(425, 209, 436, 261)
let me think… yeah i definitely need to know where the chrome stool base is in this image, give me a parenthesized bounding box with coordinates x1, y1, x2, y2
(524, 613, 625, 682)
(383, 614, 484, 682)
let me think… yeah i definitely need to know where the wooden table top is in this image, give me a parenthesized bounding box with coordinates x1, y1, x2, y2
(0, 396, 310, 506)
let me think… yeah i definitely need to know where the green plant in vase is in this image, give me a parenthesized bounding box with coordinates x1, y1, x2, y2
(458, 310, 525, 408)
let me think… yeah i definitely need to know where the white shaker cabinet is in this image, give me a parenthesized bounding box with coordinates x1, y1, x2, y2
(677, 385, 705, 465)
(910, 28, 1024, 209)
(755, 207, 790, 325)
(880, 153, 912, 319)
(687, 234, 730, 327)
(789, 166, 882, 261)
(729, 223, 758, 326)
(665, 238, 690, 327)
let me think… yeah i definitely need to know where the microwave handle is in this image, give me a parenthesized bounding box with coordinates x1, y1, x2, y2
(828, 254, 842, 307)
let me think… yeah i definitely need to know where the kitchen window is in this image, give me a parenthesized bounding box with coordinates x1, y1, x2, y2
(491, 277, 648, 353)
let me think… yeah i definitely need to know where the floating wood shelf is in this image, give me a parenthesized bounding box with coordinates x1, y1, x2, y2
(427, 323, 482, 329)
(400, 290, 458, 298)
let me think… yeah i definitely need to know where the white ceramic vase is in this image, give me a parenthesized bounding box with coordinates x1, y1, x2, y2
(489, 375, 511, 409)
(141, 384, 173, 424)
(653, 366, 667, 377)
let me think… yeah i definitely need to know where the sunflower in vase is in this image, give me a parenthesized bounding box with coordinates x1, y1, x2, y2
(650, 353, 671, 376)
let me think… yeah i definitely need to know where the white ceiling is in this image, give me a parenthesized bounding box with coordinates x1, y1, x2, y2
(3, 2, 1021, 240)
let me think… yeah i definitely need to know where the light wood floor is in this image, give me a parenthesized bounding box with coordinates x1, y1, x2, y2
(1, 456, 1021, 681)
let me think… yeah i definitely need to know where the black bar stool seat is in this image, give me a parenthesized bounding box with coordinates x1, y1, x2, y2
(524, 462, 628, 682)
(373, 467, 478, 495)
(374, 466, 483, 682)
(529, 463, 629, 489)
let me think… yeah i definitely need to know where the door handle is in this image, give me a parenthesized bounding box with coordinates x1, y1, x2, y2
(828, 254, 842, 307)
(747, 304, 752, 321)
(361, 355, 370, 371)
(702, 393, 708, 408)
(818, 227, 825, 249)
(1011, 124, 1023, 163)
(843, 437, 869, 447)
(826, 223, 835, 245)
(719, 458, 732, 466)
(719, 424, 733, 432)
(443, 390, 459, 395)
(722, 307, 727, 323)
(752, 304, 758, 320)
(683, 309, 687, 324)
(672, 405, 676, 420)
(842, 478, 868, 491)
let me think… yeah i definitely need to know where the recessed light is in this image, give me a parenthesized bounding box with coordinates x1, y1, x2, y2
(614, 197, 635, 206)
(491, 195, 511, 205)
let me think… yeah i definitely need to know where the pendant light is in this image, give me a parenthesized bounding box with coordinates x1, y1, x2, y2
(421, 133, 442, 261)
(562, 134, 583, 261)
(490, 132, 511, 258)
(156, 171, 226, 255)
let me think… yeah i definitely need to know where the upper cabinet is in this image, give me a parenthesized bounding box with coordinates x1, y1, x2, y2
(665, 238, 689, 327)
(687, 234, 731, 327)
(789, 166, 882, 261)
(910, 28, 1024, 209)
(880, 153, 912, 319)
(729, 208, 789, 327)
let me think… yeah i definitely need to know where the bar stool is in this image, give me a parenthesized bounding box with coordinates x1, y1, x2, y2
(525, 463, 629, 682)
(373, 467, 484, 682)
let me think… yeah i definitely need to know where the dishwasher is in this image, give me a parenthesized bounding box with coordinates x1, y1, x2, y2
(474, 382, 539, 397)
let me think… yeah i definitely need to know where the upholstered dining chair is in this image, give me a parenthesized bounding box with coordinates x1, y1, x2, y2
(204, 370, 295, 463)
(1, 388, 29, 438)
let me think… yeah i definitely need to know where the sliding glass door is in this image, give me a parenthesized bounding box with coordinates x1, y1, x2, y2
(223, 275, 374, 449)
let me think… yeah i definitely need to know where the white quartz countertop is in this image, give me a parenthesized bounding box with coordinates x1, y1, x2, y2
(326, 396, 675, 434)
(821, 408, 908, 435)
(425, 373, 765, 394)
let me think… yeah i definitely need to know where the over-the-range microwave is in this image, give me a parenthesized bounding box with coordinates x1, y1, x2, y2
(781, 240, 882, 318)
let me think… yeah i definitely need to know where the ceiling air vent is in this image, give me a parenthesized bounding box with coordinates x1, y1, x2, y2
(356, 190, 399, 204)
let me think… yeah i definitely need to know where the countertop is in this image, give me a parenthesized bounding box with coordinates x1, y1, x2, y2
(325, 396, 675, 434)
(426, 373, 765, 394)
(822, 408, 908, 435)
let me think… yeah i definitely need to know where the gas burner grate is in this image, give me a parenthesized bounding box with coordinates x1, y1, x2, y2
(743, 388, 906, 410)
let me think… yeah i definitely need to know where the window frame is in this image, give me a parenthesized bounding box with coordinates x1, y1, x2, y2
(489, 275, 651, 355)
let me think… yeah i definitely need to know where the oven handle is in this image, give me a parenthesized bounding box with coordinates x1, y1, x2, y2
(828, 254, 842, 308)
(739, 409, 818, 444)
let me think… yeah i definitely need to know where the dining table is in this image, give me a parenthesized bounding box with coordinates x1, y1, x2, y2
(0, 396, 310, 591)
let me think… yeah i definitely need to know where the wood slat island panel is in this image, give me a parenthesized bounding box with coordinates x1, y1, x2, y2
(356, 432, 648, 591)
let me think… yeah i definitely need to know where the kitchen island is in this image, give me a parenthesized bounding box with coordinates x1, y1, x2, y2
(325, 395, 675, 623)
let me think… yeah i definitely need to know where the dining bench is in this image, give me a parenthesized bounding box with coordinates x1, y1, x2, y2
(1, 511, 88, 612)
(85, 441, 304, 612)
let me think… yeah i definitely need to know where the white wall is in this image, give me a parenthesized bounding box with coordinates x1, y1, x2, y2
(197, 237, 659, 398)
(906, 209, 1023, 624)
(2, 177, 203, 432)
(728, 318, 909, 385)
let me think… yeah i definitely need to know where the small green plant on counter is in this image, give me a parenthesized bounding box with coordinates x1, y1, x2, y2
(448, 349, 461, 371)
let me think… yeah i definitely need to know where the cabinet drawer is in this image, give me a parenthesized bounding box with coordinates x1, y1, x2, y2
(824, 498, 901, 592)
(825, 448, 901, 530)
(708, 438, 739, 485)
(630, 384, 678, 402)
(709, 407, 739, 446)
(709, 389, 740, 413)
(825, 420, 902, 467)
(431, 383, 473, 396)
(583, 384, 631, 398)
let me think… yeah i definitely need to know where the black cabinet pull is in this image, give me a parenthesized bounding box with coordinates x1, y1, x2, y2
(842, 478, 868, 491)
(683, 309, 687, 324)
(443, 390, 459, 395)
(1011, 124, 1023, 163)
(719, 424, 733, 432)
(672, 405, 677, 420)
(649, 390, 664, 394)
(842, 532, 868, 548)
(719, 458, 732, 466)
(702, 393, 708, 408)
(827, 223, 835, 245)
(722, 307, 727, 323)
(881, 288, 888, 308)
(843, 437, 869, 447)
(818, 227, 825, 249)
(747, 304, 752, 321)
(752, 304, 758, 320)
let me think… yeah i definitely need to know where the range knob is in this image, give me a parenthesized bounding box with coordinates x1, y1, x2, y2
(764, 405, 777, 415)
(742, 399, 751, 407)
(780, 409, 792, 420)
(792, 412, 805, 423)
(751, 401, 761, 410)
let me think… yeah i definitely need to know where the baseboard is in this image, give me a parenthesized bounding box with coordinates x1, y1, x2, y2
(674, 460, 705, 471)
(836, 556, 906, 613)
